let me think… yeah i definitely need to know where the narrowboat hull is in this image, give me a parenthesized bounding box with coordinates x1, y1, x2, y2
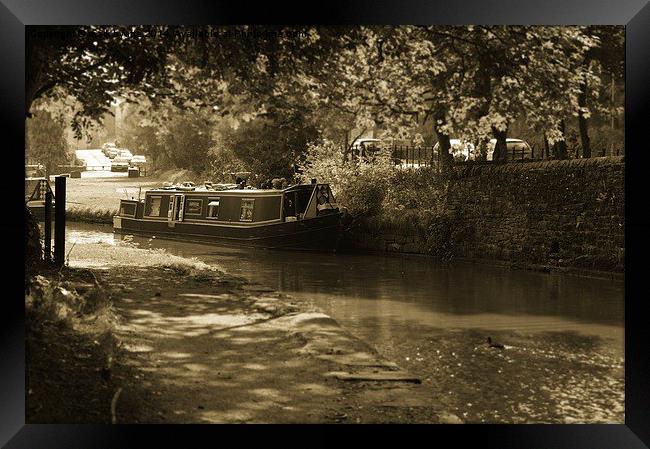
(113, 212, 342, 252)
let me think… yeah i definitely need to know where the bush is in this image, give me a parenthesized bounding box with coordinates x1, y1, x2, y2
(299, 139, 394, 216)
(343, 180, 386, 216)
(301, 139, 477, 261)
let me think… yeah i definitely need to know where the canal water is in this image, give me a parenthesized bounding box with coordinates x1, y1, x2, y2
(65, 222, 625, 423)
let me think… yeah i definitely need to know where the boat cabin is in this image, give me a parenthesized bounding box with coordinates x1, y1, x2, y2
(118, 183, 338, 226)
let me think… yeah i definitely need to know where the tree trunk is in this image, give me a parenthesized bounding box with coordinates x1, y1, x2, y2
(476, 137, 490, 161)
(433, 110, 453, 171)
(551, 120, 568, 159)
(578, 82, 591, 158)
(491, 126, 508, 162)
(543, 133, 550, 159)
(435, 130, 453, 171)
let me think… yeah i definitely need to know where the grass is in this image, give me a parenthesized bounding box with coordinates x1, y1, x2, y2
(66, 239, 219, 272)
(67, 206, 118, 224)
(62, 169, 203, 225)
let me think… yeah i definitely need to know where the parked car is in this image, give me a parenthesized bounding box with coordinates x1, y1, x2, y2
(350, 138, 383, 160)
(101, 143, 120, 159)
(487, 138, 533, 161)
(117, 149, 133, 161)
(433, 139, 477, 161)
(130, 155, 147, 166)
(103, 148, 119, 159)
(111, 156, 130, 172)
(351, 138, 382, 151)
(433, 138, 533, 161)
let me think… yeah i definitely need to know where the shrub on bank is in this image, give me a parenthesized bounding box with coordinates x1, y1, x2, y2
(299, 139, 395, 216)
(26, 268, 115, 330)
(299, 143, 470, 261)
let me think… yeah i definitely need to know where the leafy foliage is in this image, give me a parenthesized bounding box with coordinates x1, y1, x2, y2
(27, 26, 176, 136)
(26, 110, 70, 175)
(27, 24, 625, 182)
(214, 110, 320, 183)
(298, 139, 395, 216)
(155, 111, 215, 173)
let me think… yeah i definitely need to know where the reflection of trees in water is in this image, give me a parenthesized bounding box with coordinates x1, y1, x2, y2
(70, 223, 623, 326)
(265, 253, 622, 326)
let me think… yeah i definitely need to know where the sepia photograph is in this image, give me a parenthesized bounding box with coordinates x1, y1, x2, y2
(4, 0, 648, 445)
(22, 23, 627, 425)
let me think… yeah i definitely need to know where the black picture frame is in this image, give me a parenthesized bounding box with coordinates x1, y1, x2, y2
(3, 0, 649, 447)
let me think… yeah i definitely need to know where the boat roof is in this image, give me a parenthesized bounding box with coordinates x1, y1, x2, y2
(146, 183, 324, 195)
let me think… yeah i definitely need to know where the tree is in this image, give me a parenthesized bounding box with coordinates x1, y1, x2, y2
(26, 26, 174, 134)
(117, 100, 168, 169)
(436, 26, 599, 161)
(576, 26, 625, 158)
(156, 109, 215, 173)
(214, 109, 320, 183)
(284, 26, 599, 166)
(26, 110, 69, 178)
(286, 26, 456, 168)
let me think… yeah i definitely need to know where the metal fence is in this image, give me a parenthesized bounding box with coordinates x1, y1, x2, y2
(388, 145, 623, 168)
(391, 145, 438, 168)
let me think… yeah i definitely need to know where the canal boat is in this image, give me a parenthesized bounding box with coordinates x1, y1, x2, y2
(25, 177, 54, 221)
(113, 181, 343, 251)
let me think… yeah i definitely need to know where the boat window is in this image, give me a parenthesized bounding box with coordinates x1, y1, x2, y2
(146, 196, 162, 217)
(207, 198, 220, 219)
(283, 193, 296, 217)
(120, 202, 136, 217)
(185, 198, 203, 216)
(240, 199, 255, 222)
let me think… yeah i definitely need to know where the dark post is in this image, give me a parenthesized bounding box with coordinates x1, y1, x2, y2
(54, 176, 66, 266)
(44, 190, 52, 262)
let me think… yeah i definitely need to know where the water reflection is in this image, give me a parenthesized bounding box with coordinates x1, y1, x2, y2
(66, 222, 624, 347)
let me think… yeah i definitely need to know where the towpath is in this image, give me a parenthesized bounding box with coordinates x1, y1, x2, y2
(68, 242, 456, 424)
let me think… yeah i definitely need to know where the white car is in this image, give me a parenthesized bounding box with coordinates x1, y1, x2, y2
(111, 156, 130, 172)
(433, 139, 477, 161)
(130, 155, 147, 166)
(433, 138, 533, 161)
(117, 149, 133, 161)
(351, 138, 382, 150)
(351, 138, 384, 160)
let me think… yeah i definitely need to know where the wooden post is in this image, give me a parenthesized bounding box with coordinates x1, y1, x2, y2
(44, 191, 52, 262)
(54, 176, 66, 266)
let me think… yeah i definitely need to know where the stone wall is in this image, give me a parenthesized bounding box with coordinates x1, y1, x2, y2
(345, 157, 625, 272)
